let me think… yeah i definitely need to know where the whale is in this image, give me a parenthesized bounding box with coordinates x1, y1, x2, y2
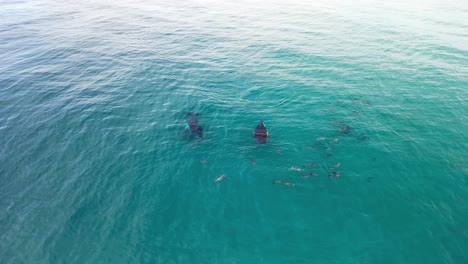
(184, 111, 203, 139)
(254, 121, 268, 144)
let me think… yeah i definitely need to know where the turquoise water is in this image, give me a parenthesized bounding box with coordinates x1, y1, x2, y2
(1, 0, 468, 262)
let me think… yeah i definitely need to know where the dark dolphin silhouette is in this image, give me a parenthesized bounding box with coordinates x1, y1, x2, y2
(254, 121, 268, 144)
(184, 111, 203, 139)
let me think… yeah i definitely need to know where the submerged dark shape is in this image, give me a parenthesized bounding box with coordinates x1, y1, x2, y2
(339, 124, 353, 134)
(275, 147, 282, 155)
(184, 111, 203, 139)
(332, 120, 352, 134)
(254, 121, 268, 144)
(357, 134, 370, 142)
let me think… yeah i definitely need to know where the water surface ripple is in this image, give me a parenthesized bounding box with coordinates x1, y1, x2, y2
(1, 0, 467, 263)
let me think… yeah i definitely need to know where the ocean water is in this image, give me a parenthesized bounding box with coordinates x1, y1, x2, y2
(1, 0, 467, 263)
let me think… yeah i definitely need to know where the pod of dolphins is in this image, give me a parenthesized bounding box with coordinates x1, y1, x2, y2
(184, 111, 347, 186)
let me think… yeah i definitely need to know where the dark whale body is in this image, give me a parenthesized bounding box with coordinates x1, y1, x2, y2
(254, 121, 268, 144)
(184, 111, 203, 139)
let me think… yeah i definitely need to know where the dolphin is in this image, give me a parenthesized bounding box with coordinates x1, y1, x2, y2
(288, 167, 302, 172)
(273, 180, 295, 187)
(184, 111, 203, 139)
(215, 175, 226, 182)
(254, 121, 268, 144)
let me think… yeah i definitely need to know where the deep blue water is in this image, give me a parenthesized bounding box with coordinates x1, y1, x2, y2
(1, 0, 468, 263)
